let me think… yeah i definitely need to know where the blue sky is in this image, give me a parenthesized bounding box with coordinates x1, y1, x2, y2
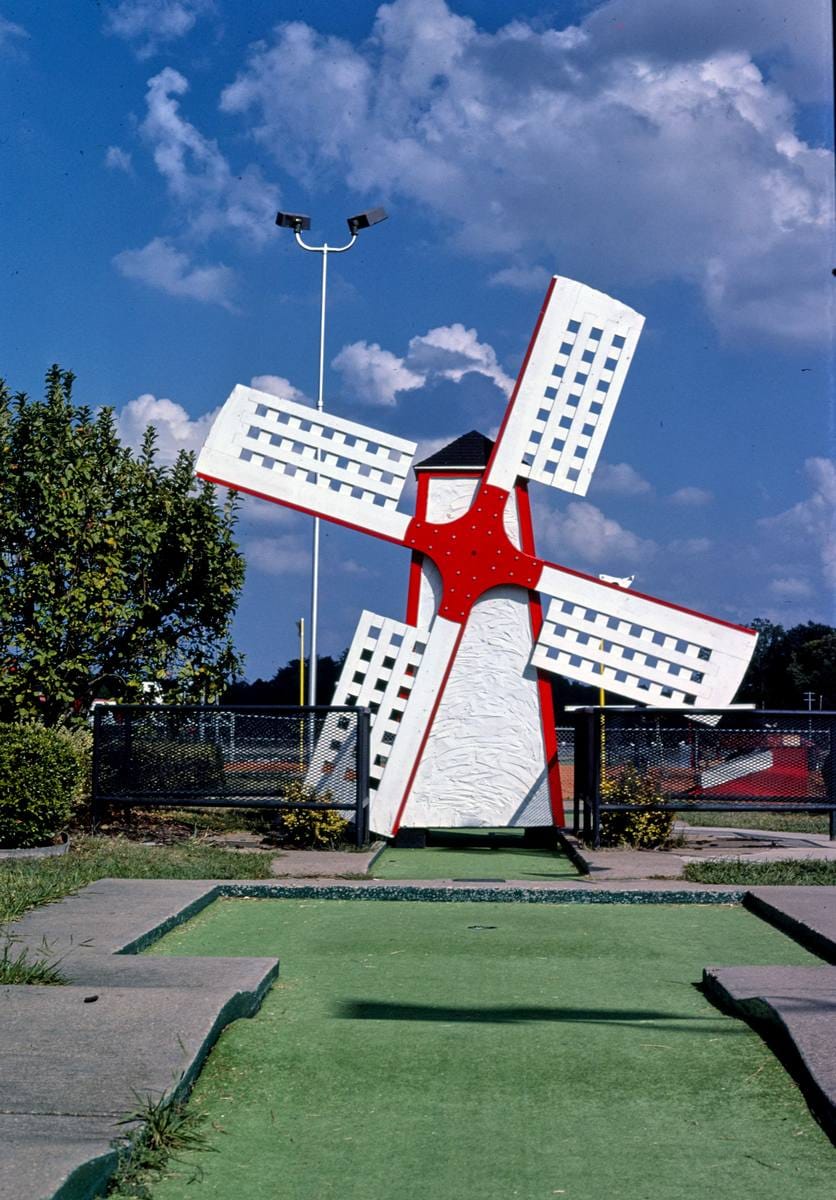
(1, 0, 833, 680)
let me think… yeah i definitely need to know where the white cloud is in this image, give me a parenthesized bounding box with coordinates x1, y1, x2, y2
(245, 534, 372, 576)
(669, 485, 714, 506)
(341, 559, 370, 576)
(331, 341, 423, 407)
(105, 0, 213, 58)
(488, 265, 552, 293)
(247, 535, 311, 576)
(115, 393, 217, 462)
(768, 576, 814, 600)
(669, 537, 713, 555)
(407, 325, 514, 393)
(0, 15, 27, 50)
(249, 374, 309, 405)
(333, 322, 513, 406)
(582, 0, 832, 104)
(105, 145, 133, 173)
(590, 461, 653, 497)
(759, 457, 836, 591)
(113, 237, 236, 308)
(141, 68, 279, 245)
(219, 0, 833, 343)
(538, 499, 657, 569)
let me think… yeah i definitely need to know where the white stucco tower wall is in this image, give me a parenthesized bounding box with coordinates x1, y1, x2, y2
(401, 433, 562, 828)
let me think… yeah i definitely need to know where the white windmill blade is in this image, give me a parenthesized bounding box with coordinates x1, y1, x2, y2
(486, 277, 644, 497)
(196, 384, 416, 543)
(532, 563, 757, 709)
(367, 615, 464, 837)
(308, 610, 431, 798)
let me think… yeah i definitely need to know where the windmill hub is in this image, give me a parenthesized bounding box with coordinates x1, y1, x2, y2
(404, 483, 541, 622)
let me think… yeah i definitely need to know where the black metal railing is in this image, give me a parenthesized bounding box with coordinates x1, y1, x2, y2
(92, 704, 371, 846)
(571, 707, 836, 847)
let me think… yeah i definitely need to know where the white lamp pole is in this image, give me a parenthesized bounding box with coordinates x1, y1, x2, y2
(275, 208, 387, 706)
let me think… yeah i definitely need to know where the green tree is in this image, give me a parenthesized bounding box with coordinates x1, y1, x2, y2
(0, 367, 245, 725)
(789, 633, 836, 709)
(738, 619, 835, 709)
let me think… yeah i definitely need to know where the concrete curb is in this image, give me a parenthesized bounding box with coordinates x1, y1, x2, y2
(2, 880, 279, 1200)
(703, 964, 836, 1141)
(743, 887, 836, 963)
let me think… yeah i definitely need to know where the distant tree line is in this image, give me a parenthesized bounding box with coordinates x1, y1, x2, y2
(223, 654, 345, 707)
(737, 619, 835, 710)
(224, 620, 836, 713)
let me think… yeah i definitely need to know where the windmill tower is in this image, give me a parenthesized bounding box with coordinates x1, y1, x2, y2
(196, 276, 758, 837)
(400, 431, 563, 829)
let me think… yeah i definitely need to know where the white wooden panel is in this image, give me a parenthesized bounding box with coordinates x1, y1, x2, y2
(307, 610, 429, 797)
(196, 384, 415, 542)
(369, 615, 463, 837)
(532, 563, 757, 708)
(407, 585, 552, 828)
(487, 277, 644, 496)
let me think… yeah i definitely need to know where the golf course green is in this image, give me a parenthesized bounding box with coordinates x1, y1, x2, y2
(146, 900, 833, 1199)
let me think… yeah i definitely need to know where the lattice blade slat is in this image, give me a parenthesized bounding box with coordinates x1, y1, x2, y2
(368, 614, 463, 836)
(533, 563, 757, 708)
(306, 610, 431, 799)
(197, 384, 415, 542)
(487, 277, 644, 496)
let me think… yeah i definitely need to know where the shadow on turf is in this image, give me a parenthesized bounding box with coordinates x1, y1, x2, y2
(337, 1000, 737, 1032)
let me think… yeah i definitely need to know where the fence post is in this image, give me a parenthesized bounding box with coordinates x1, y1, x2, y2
(573, 709, 598, 847)
(590, 708, 602, 849)
(91, 708, 103, 828)
(829, 722, 836, 843)
(355, 708, 371, 847)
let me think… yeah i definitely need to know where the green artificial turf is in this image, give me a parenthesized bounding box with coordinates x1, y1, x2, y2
(372, 836, 577, 881)
(146, 900, 833, 1200)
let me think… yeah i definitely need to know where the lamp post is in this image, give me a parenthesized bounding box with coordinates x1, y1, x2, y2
(275, 208, 388, 707)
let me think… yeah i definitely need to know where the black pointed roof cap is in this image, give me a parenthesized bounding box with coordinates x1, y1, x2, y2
(414, 430, 495, 472)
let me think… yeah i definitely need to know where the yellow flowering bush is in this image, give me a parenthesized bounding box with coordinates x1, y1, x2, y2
(277, 782, 349, 849)
(599, 766, 674, 849)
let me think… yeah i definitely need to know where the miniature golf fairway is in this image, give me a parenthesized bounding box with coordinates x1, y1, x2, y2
(372, 830, 578, 880)
(146, 901, 833, 1199)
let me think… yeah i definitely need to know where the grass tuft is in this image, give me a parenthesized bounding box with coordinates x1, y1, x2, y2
(0, 933, 67, 985)
(683, 858, 836, 886)
(0, 834, 276, 925)
(678, 811, 830, 835)
(109, 1090, 216, 1198)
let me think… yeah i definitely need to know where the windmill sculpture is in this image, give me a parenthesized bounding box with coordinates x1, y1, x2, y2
(196, 276, 757, 837)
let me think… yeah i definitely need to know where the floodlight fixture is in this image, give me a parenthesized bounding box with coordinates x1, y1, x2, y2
(275, 211, 311, 232)
(347, 207, 388, 236)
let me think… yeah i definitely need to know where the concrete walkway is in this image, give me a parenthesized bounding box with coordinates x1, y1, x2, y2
(3, 880, 278, 1200)
(569, 821, 836, 883)
(206, 831, 385, 878)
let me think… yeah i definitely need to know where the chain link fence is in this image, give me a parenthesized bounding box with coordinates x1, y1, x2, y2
(92, 705, 371, 846)
(571, 708, 836, 847)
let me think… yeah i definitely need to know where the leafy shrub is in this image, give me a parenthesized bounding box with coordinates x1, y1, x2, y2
(0, 723, 80, 848)
(56, 725, 93, 803)
(598, 766, 674, 849)
(275, 782, 348, 849)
